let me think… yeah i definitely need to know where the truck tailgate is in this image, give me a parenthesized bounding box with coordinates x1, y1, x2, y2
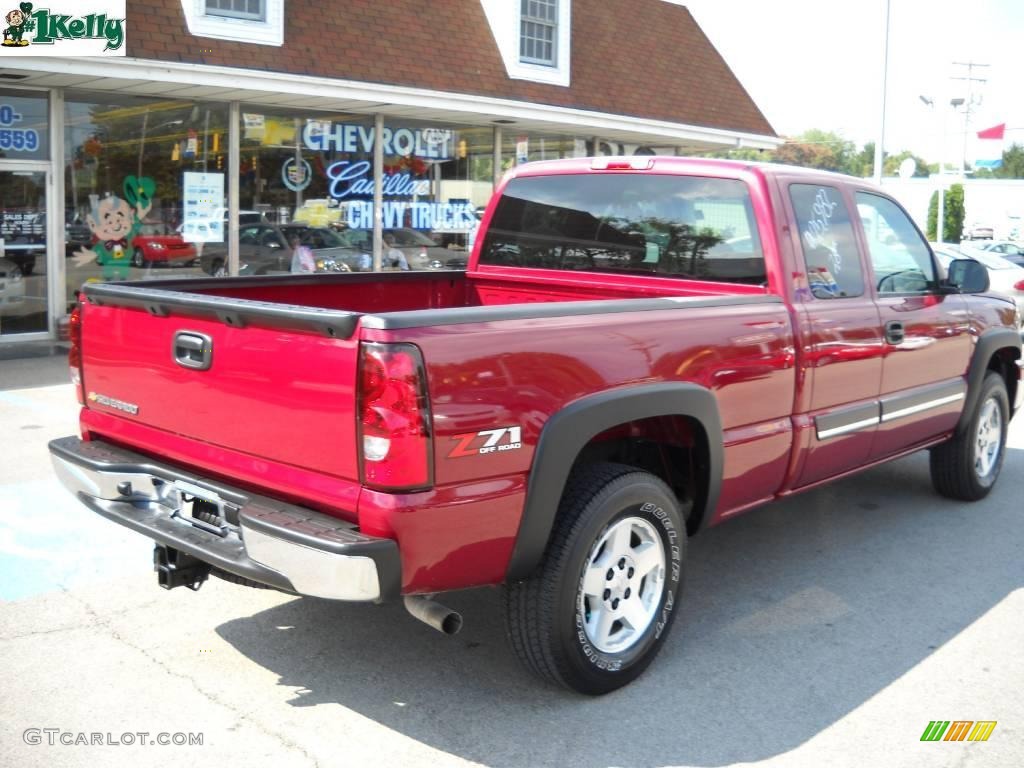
(79, 299, 360, 482)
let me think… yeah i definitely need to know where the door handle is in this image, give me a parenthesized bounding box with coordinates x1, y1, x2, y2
(884, 320, 904, 345)
(173, 331, 213, 371)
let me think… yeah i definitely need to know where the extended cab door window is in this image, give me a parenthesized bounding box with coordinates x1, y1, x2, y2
(785, 183, 882, 488)
(856, 193, 937, 295)
(789, 184, 865, 299)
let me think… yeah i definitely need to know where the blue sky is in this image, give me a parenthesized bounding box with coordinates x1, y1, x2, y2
(671, 0, 1024, 163)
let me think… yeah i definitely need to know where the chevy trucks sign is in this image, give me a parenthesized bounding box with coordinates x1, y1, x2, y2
(1, 1, 125, 54)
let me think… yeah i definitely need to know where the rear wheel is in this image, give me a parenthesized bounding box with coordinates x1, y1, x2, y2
(132, 248, 147, 268)
(211, 260, 227, 278)
(930, 372, 1009, 500)
(503, 463, 685, 694)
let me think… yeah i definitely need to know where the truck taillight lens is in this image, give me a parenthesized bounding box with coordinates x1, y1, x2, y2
(358, 342, 432, 490)
(68, 304, 84, 405)
(1014, 280, 1024, 291)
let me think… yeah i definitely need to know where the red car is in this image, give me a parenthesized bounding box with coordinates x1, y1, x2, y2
(130, 224, 197, 267)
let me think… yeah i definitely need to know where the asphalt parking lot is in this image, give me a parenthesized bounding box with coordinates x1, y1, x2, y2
(1, 352, 1021, 768)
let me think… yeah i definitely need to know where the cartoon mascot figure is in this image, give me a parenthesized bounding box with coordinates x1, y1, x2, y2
(2, 3, 33, 46)
(75, 176, 155, 281)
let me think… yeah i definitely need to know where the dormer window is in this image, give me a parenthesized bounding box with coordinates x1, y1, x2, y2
(520, 0, 558, 66)
(205, 0, 266, 22)
(183, 0, 282, 46)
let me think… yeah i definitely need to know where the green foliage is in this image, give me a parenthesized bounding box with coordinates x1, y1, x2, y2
(774, 129, 858, 174)
(926, 183, 965, 242)
(972, 145, 1023, 179)
(883, 150, 930, 178)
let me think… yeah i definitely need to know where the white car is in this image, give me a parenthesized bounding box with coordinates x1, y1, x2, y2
(968, 240, 1024, 268)
(933, 244, 1024, 325)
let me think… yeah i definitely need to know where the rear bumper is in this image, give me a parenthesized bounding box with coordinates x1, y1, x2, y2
(48, 436, 401, 602)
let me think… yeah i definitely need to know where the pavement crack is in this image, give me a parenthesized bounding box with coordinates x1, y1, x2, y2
(61, 587, 321, 768)
(0, 624, 81, 641)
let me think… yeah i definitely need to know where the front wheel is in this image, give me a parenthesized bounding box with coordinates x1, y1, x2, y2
(131, 248, 147, 268)
(930, 372, 1009, 500)
(503, 463, 686, 694)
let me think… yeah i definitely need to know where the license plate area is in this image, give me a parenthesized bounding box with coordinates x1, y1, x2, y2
(164, 479, 239, 537)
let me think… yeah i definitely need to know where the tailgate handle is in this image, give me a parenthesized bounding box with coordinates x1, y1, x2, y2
(173, 331, 213, 371)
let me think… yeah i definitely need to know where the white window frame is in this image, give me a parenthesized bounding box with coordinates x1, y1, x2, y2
(480, 0, 571, 87)
(180, 0, 284, 46)
(519, 0, 558, 67)
(205, 0, 266, 22)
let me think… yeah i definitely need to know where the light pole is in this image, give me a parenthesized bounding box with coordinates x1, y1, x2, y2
(873, 0, 892, 185)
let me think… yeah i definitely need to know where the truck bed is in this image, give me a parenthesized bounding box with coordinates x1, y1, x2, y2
(85, 267, 769, 325)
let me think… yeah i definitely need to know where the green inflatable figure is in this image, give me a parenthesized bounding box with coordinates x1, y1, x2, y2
(76, 176, 155, 281)
(2, 3, 33, 47)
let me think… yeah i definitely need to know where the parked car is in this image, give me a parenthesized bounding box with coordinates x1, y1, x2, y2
(52, 157, 1022, 694)
(200, 223, 360, 276)
(933, 244, 1024, 324)
(337, 226, 465, 270)
(126, 224, 197, 268)
(963, 222, 994, 240)
(972, 240, 1024, 268)
(279, 224, 364, 272)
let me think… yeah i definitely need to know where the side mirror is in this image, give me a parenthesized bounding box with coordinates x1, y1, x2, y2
(945, 258, 989, 293)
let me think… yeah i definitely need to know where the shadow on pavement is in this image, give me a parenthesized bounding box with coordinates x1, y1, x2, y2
(0, 348, 72, 391)
(216, 449, 1023, 767)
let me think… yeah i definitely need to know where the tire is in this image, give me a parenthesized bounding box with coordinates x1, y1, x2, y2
(131, 248, 147, 268)
(503, 463, 686, 694)
(212, 261, 228, 278)
(930, 371, 1009, 501)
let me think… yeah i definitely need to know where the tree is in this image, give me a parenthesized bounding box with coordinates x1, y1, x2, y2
(774, 129, 858, 174)
(883, 149, 931, 178)
(926, 183, 965, 242)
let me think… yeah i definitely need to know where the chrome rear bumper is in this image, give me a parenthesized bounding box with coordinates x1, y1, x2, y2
(48, 436, 400, 602)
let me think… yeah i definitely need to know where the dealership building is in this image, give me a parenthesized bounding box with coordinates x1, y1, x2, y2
(0, 0, 776, 344)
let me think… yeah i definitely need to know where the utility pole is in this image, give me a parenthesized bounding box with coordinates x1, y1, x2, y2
(951, 61, 989, 177)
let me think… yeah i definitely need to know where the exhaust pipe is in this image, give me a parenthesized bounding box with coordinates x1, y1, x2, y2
(404, 595, 463, 635)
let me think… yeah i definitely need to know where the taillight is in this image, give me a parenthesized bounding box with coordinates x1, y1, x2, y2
(1014, 280, 1024, 291)
(358, 342, 432, 490)
(590, 157, 655, 171)
(68, 304, 84, 405)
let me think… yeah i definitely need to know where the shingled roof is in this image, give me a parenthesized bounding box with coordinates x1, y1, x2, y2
(127, 0, 774, 138)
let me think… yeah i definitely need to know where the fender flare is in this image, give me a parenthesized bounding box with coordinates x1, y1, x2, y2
(957, 328, 1021, 435)
(505, 383, 723, 582)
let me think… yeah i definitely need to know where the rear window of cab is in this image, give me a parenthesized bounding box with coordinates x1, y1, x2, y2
(478, 174, 766, 285)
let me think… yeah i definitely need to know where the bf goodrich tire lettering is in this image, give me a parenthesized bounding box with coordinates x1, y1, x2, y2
(502, 463, 686, 694)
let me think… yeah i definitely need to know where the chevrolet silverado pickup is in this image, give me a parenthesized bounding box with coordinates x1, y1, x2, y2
(50, 157, 1022, 694)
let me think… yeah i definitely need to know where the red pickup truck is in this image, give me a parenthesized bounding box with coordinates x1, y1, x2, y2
(50, 157, 1021, 694)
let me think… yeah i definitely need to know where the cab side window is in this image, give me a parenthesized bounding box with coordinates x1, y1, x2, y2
(789, 184, 864, 299)
(856, 192, 937, 295)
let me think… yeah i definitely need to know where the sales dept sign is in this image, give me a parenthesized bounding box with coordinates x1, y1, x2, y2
(1, 1, 125, 54)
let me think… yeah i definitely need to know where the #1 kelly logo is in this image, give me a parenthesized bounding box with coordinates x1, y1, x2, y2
(2, 2, 125, 52)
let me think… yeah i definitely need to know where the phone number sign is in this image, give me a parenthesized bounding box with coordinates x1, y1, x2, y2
(0, 104, 40, 152)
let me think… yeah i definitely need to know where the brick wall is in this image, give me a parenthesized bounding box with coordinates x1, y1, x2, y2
(127, 0, 773, 137)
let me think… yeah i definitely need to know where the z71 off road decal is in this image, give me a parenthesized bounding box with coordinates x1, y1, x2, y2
(447, 427, 522, 458)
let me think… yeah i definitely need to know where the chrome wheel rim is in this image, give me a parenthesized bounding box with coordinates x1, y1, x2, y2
(578, 515, 666, 654)
(975, 397, 1003, 479)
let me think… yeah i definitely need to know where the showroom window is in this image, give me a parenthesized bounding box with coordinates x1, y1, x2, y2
(520, 0, 558, 65)
(63, 93, 229, 310)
